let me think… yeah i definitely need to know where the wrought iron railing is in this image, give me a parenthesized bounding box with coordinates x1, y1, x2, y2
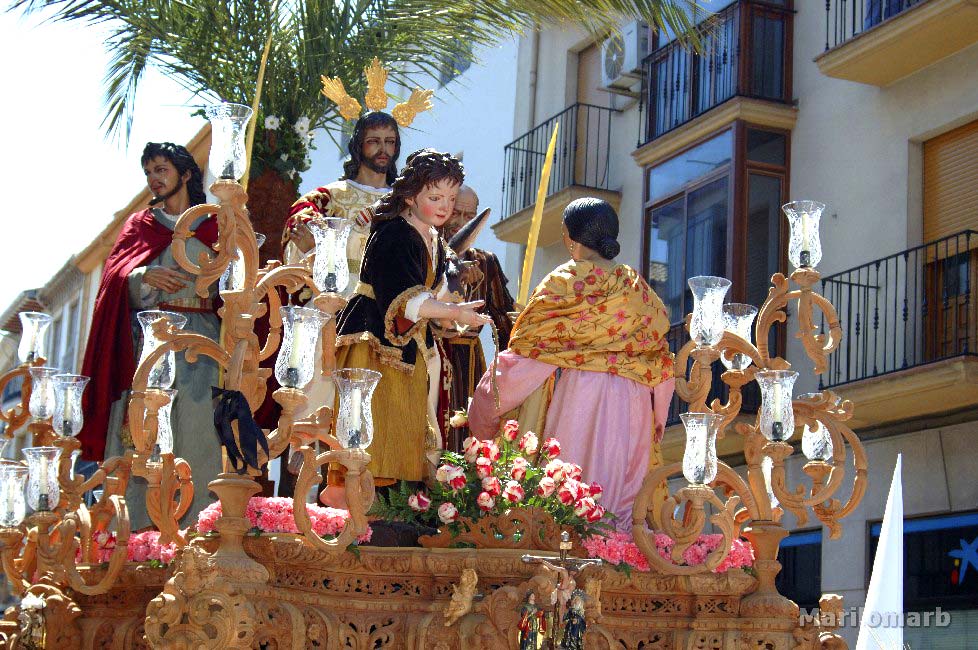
(500, 103, 619, 219)
(641, 0, 792, 144)
(823, 0, 928, 51)
(820, 230, 977, 388)
(665, 322, 761, 427)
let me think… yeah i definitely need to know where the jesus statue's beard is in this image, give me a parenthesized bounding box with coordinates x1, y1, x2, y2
(362, 153, 393, 176)
(148, 176, 185, 206)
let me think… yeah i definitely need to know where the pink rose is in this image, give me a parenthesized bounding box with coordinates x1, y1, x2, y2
(436, 463, 458, 484)
(574, 496, 596, 518)
(586, 503, 605, 523)
(481, 475, 502, 497)
(480, 440, 501, 462)
(510, 456, 529, 481)
(476, 491, 495, 511)
(544, 459, 565, 483)
(542, 437, 561, 459)
(518, 431, 538, 455)
(588, 482, 603, 501)
(558, 479, 582, 506)
(503, 480, 525, 503)
(475, 457, 493, 479)
(407, 492, 431, 512)
(502, 420, 521, 442)
(447, 466, 467, 491)
(437, 502, 459, 524)
(536, 476, 556, 497)
(564, 463, 583, 481)
(462, 436, 481, 463)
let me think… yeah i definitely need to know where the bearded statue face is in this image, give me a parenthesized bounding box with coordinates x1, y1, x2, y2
(441, 186, 479, 241)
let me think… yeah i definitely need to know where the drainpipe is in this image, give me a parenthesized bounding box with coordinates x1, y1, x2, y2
(528, 26, 540, 130)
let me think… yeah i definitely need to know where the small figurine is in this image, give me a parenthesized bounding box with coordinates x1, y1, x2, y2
(518, 591, 546, 650)
(559, 589, 587, 650)
(443, 568, 478, 627)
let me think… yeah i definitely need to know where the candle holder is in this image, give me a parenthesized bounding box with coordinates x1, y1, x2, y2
(720, 303, 758, 371)
(204, 103, 253, 181)
(275, 306, 329, 389)
(155, 389, 178, 456)
(333, 368, 382, 449)
(688, 276, 731, 347)
(23, 447, 61, 512)
(51, 374, 89, 437)
(17, 312, 52, 364)
(680, 412, 720, 485)
(799, 392, 838, 461)
(0, 465, 28, 528)
(309, 217, 353, 295)
(783, 200, 824, 270)
(756, 370, 798, 442)
(27, 367, 60, 421)
(137, 311, 189, 390)
(220, 233, 267, 292)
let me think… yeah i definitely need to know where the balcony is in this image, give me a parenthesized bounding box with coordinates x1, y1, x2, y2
(634, 0, 796, 168)
(492, 103, 621, 246)
(816, 0, 978, 86)
(820, 230, 978, 429)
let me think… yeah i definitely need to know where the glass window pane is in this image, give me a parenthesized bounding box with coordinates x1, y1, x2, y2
(747, 129, 786, 166)
(751, 13, 784, 100)
(695, 10, 739, 115)
(648, 129, 733, 204)
(684, 177, 729, 314)
(746, 174, 782, 308)
(648, 198, 686, 323)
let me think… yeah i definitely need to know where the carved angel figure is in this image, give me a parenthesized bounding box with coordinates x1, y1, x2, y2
(443, 568, 479, 627)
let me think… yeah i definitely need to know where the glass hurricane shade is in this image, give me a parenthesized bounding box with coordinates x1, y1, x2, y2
(721, 303, 758, 371)
(220, 233, 267, 292)
(17, 312, 52, 364)
(204, 103, 253, 181)
(24, 446, 61, 511)
(309, 218, 353, 294)
(688, 276, 732, 347)
(756, 370, 799, 442)
(154, 389, 178, 455)
(783, 200, 825, 269)
(680, 412, 720, 485)
(137, 311, 189, 390)
(333, 368, 382, 449)
(0, 465, 28, 527)
(798, 392, 836, 461)
(275, 306, 328, 389)
(27, 367, 60, 420)
(52, 374, 89, 437)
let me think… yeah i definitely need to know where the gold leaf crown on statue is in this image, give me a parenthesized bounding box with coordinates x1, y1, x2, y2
(320, 58, 435, 128)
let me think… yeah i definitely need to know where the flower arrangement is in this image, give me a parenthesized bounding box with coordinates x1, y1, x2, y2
(370, 419, 612, 539)
(196, 496, 372, 544)
(582, 531, 755, 575)
(248, 114, 317, 186)
(78, 530, 180, 568)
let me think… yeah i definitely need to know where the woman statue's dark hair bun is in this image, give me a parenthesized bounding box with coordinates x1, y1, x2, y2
(562, 197, 620, 260)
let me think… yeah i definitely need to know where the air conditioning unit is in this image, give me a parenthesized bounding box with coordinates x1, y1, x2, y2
(601, 20, 649, 91)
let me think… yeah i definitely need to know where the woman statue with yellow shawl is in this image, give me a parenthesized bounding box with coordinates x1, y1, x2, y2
(468, 198, 675, 527)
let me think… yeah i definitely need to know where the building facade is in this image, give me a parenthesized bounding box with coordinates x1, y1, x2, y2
(489, 1, 978, 646)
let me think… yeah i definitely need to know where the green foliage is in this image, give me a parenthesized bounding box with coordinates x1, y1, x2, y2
(9, 0, 707, 147)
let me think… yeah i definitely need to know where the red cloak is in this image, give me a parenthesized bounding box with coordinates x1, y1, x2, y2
(78, 209, 218, 461)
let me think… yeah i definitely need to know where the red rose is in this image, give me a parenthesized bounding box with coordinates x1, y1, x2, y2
(481, 475, 502, 497)
(502, 420, 521, 442)
(542, 438, 561, 459)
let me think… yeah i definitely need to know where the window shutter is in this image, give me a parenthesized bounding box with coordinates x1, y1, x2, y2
(923, 119, 978, 243)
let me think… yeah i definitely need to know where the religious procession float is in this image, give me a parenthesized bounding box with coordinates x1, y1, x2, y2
(0, 63, 865, 649)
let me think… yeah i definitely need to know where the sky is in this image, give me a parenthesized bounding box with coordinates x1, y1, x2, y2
(0, 9, 204, 311)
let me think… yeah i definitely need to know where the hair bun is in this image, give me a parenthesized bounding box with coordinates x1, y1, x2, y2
(597, 237, 620, 260)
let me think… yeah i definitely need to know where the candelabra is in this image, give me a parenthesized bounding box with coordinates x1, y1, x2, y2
(631, 200, 867, 618)
(0, 103, 377, 648)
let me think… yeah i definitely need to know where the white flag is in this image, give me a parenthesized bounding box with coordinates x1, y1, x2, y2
(856, 454, 903, 650)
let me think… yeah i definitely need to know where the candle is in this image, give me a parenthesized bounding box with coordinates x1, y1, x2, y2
(288, 324, 304, 371)
(5, 481, 14, 521)
(39, 456, 49, 506)
(800, 212, 811, 267)
(771, 383, 784, 440)
(351, 387, 362, 431)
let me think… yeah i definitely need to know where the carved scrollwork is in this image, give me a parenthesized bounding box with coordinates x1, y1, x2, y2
(419, 506, 579, 552)
(291, 446, 374, 550)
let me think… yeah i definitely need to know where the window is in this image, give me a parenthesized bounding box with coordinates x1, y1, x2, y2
(776, 529, 822, 612)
